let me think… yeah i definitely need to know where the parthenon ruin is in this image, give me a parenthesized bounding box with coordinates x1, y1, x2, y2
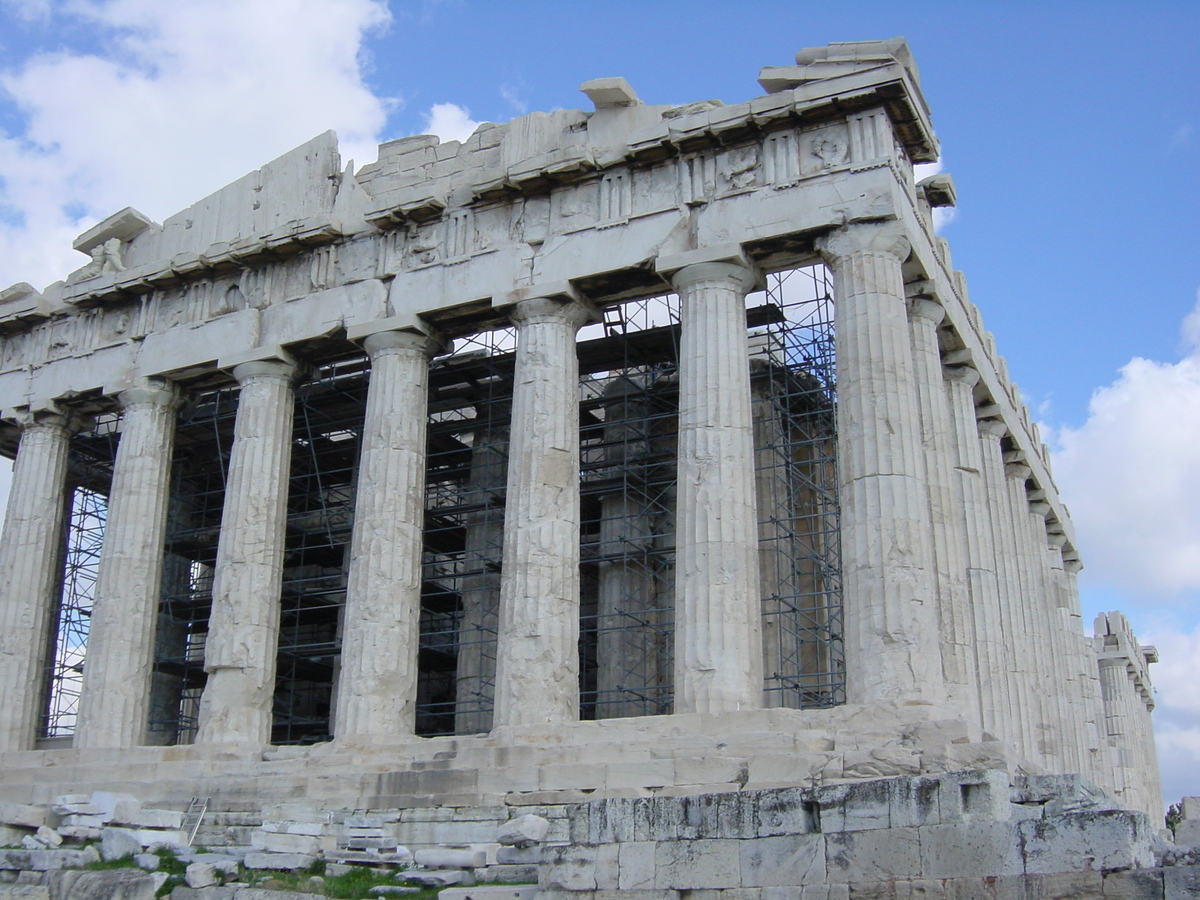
(0, 37, 1178, 897)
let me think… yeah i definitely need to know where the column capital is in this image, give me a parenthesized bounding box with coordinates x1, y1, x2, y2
(361, 329, 447, 359)
(1005, 462, 1032, 481)
(14, 407, 89, 436)
(669, 259, 759, 295)
(118, 378, 184, 413)
(977, 417, 1008, 439)
(944, 364, 981, 389)
(816, 220, 911, 265)
(231, 357, 300, 386)
(510, 295, 597, 330)
(908, 297, 945, 326)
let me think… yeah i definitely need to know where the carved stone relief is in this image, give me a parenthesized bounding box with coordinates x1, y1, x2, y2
(718, 145, 760, 195)
(515, 195, 551, 246)
(801, 124, 850, 175)
(554, 182, 599, 234)
(408, 223, 440, 268)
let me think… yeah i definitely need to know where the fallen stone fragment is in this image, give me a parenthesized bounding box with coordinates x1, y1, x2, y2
(99, 828, 142, 861)
(367, 887, 418, 895)
(132, 854, 159, 871)
(184, 863, 218, 889)
(400, 869, 469, 887)
(32, 830, 59, 850)
(413, 848, 486, 869)
(496, 815, 549, 849)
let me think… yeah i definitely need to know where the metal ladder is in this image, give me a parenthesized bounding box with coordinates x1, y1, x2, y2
(181, 797, 210, 846)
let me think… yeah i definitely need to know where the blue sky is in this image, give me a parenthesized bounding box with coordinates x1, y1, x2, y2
(0, 0, 1197, 807)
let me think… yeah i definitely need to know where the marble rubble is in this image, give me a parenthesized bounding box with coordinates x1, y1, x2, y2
(0, 37, 1180, 897)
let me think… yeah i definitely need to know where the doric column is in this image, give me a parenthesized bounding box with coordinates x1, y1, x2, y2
(817, 223, 942, 705)
(493, 295, 593, 728)
(1003, 460, 1054, 766)
(671, 260, 763, 715)
(908, 296, 977, 721)
(75, 380, 183, 749)
(334, 330, 442, 741)
(977, 419, 1032, 754)
(0, 411, 81, 752)
(945, 368, 1009, 738)
(196, 357, 299, 745)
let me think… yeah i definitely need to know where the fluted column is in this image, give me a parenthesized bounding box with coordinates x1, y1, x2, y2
(196, 358, 299, 745)
(75, 380, 183, 749)
(335, 330, 442, 741)
(945, 368, 1009, 738)
(0, 412, 80, 752)
(672, 260, 763, 715)
(818, 223, 942, 705)
(493, 295, 592, 728)
(977, 419, 1032, 754)
(908, 297, 978, 721)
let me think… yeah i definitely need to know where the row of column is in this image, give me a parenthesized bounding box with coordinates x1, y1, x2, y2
(0, 251, 783, 751)
(0, 220, 1098, 762)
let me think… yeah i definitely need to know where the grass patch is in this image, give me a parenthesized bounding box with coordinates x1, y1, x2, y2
(84, 855, 139, 870)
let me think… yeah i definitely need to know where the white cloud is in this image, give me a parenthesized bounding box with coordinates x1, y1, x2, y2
(1140, 619, 1200, 803)
(0, 0, 393, 292)
(422, 101, 481, 144)
(1052, 290, 1200, 599)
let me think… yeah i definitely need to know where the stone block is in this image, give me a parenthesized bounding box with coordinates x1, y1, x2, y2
(653, 840, 741, 891)
(817, 781, 892, 833)
(413, 848, 486, 869)
(440, 889, 538, 900)
(1165, 865, 1200, 900)
(1101, 868, 1164, 899)
(54, 828, 100, 842)
(31, 831, 57, 851)
(1181, 797, 1200, 820)
(248, 832, 319, 855)
(184, 864, 219, 889)
(739, 833, 826, 888)
(674, 758, 748, 786)
(1174, 818, 1200, 847)
(46, 868, 155, 900)
(50, 798, 98, 818)
(495, 847, 544, 865)
(496, 815, 549, 848)
(117, 809, 183, 830)
(475, 864, 538, 884)
(606, 761, 674, 790)
(401, 869, 468, 887)
(168, 888, 239, 900)
(58, 818, 105, 830)
(149, 874, 169, 895)
(0, 806, 48, 831)
(1019, 810, 1154, 874)
(918, 822, 1022, 879)
(241, 852, 314, 870)
(824, 827, 922, 883)
(89, 793, 141, 825)
(937, 770, 1009, 824)
(755, 787, 817, 837)
(0, 887, 48, 900)
(888, 776, 942, 828)
(100, 829, 143, 861)
(0, 827, 29, 847)
(0, 848, 98, 871)
(764, 888, 848, 900)
(617, 842, 656, 891)
(133, 855, 159, 871)
(263, 821, 323, 837)
(541, 845, 607, 892)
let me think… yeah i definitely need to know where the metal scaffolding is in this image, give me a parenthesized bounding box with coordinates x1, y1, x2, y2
(42, 263, 843, 744)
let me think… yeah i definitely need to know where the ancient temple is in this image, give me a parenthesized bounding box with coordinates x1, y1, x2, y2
(0, 38, 1166, 880)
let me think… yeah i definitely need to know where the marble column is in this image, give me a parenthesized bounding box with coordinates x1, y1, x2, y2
(334, 330, 441, 741)
(977, 419, 1032, 754)
(817, 223, 942, 706)
(493, 296, 592, 729)
(1003, 461, 1053, 766)
(944, 368, 1009, 739)
(75, 380, 183, 749)
(0, 412, 80, 752)
(672, 260, 763, 715)
(908, 297, 977, 722)
(196, 358, 299, 745)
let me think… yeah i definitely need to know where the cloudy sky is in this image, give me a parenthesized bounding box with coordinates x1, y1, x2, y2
(0, 0, 1197, 807)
